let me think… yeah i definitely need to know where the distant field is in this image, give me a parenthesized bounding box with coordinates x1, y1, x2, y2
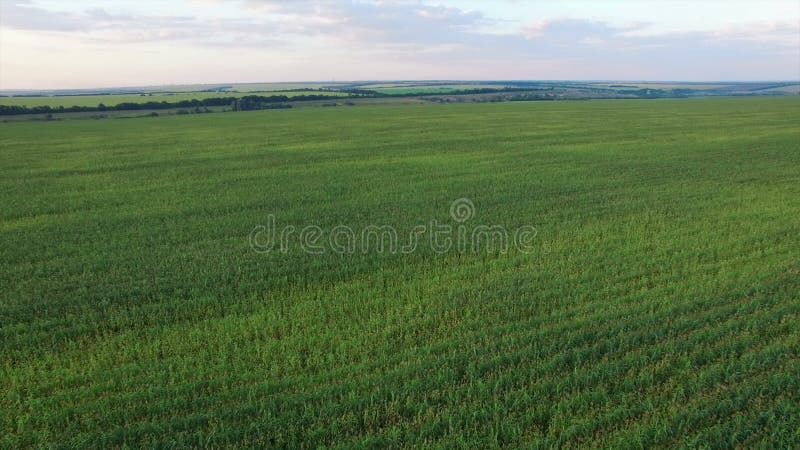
(371, 84, 508, 95)
(228, 83, 332, 92)
(362, 82, 506, 89)
(358, 83, 415, 88)
(0, 83, 347, 97)
(1, 97, 799, 448)
(593, 83, 735, 90)
(760, 84, 800, 94)
(0, 90, 346, 108)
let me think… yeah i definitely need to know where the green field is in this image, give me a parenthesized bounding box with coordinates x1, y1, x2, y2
(0, 90, 346, 108)
(2, 97, 799, 447)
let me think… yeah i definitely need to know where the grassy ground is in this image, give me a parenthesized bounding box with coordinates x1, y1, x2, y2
(0, 90, 346, 108)
(1, 97, 799, 448)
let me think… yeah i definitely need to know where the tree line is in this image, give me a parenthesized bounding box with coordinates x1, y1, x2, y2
(0, 94, 339, 116)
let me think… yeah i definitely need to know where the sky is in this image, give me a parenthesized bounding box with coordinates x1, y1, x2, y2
(0, 0, 798, 89)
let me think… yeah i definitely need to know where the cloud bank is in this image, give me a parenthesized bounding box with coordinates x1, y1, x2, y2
(1, 0, 797, 88)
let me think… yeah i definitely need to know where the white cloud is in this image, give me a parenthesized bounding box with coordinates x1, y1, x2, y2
(0, 0, 797, 88)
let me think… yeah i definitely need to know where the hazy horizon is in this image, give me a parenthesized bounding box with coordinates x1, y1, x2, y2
(1, 0, 799, 90)
(3, 78, 800, 94)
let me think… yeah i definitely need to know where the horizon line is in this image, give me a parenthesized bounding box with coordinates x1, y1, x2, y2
(2, 79, 799, 93)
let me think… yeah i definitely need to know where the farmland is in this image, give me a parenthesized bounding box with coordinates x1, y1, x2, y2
(2, 81, 797, 120)
(367, 84, 512, 95)
(0, 90, 346, 109)
(1, 97, 799, 447)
